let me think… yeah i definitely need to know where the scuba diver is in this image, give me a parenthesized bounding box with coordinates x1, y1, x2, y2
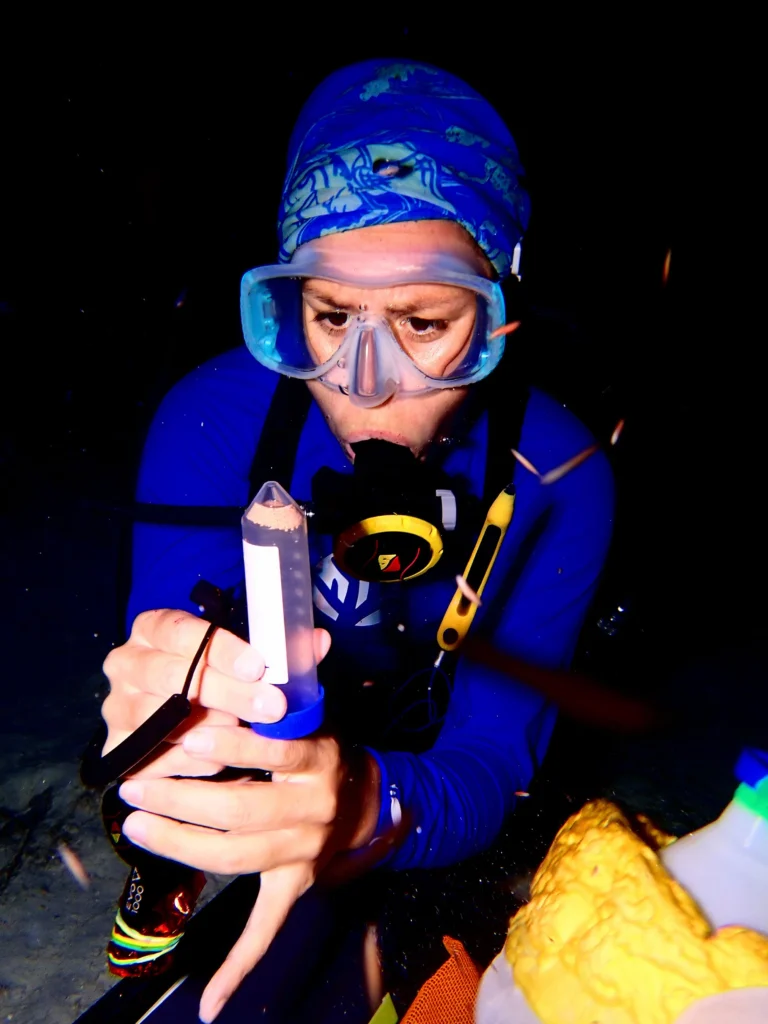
(98, 59, 615, 1021)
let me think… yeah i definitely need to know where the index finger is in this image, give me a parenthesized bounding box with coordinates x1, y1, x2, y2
(183, 726, 332, 775)
(131, 610, 262, 679)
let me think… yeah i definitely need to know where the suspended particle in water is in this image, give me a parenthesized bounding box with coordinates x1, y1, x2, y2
(510, 448, 541, 478)
(455, 574, 482, 607)
(57, 843, 90, 889)
(540, 445, 599, 485)
(489, 321, 521, 340)
(610, 419, 625, 446)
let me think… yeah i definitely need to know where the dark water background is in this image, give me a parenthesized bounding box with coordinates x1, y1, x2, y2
(1, 23, 764, 1018)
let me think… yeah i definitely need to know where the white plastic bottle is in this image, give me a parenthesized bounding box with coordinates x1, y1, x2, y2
(661, 746, 768, 934)
(475, 952, 540, 1024)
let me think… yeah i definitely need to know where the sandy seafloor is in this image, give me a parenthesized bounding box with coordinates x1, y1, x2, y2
(3, 449, 767, 1024)
(0, 684, 231, 1024)
(0, 456, 230, 1024)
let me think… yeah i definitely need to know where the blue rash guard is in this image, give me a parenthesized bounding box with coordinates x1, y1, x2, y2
(128, 346, 614, 871)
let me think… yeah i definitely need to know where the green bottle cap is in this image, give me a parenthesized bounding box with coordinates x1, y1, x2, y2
(734, 777, 768, 822)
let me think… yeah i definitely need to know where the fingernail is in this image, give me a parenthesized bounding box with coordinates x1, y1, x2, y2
(184, 729, 214, 754)
(233, 647, 264, 680)
(122, 813, 148, 847)
(119, 781, 145, 806)
(252, 686, 286, 722)
(199, 998, 225, 1022)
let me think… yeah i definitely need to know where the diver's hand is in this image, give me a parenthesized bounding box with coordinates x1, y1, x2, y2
(100, 608, 329, 779)
(116, 727, 382, 1021)
(200, 861, 315, 1022)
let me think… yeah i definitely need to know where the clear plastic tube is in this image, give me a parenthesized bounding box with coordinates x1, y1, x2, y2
(242, 481, 322, 737)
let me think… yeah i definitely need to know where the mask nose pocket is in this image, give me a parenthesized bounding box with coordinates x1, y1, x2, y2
(348, 323, 398, 408)
(355, 329, 378, 398)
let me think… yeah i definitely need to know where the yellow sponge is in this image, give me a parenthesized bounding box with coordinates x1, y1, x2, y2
(505, 799, 768, 1024)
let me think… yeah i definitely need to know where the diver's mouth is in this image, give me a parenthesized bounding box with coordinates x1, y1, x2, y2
(343, 430, 415, 460)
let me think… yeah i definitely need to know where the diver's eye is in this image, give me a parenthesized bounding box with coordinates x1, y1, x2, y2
(316, 310, 350, 329)
(405, 317, 448, 337)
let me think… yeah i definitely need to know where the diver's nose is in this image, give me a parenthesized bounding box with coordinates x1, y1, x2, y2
(349, 327, 397, 408)
(356, 329, 378, 398)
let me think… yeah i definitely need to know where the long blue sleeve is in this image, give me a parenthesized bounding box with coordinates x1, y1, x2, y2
(127, 348, 614, 871)
(369, 410, 615, 867)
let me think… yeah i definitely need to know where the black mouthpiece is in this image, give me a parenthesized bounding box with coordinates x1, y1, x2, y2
(350, 439, 421, 488)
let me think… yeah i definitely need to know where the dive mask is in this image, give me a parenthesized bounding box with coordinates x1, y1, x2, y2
(240, 240, 506, 407)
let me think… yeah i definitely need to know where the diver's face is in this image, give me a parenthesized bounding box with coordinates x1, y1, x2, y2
(304, 220, 492, 460)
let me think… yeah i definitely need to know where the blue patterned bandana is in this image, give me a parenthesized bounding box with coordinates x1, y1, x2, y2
(278, 60, 531, 279)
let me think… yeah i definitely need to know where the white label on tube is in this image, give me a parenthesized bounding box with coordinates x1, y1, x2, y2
(242, 541, 288, 686)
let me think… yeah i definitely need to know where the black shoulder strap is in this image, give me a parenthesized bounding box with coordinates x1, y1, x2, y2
(247, 376, 313, 500)
(128, 371, 523, 527)
(482, 351, 529, 502)
(128, 377, 312, 528)
(127, 503, 246, 528)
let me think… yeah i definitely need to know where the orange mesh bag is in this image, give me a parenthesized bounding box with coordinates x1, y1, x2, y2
(400, 936, 481, 1024)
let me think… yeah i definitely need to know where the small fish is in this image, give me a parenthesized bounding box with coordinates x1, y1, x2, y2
(662, 249, 672, 286)
(610, 419, 625, 446)
(489, 321, 521, 340)
(57, 842, 90, 889)
(540, 445, 599, 485)
(510, 448, 541, 478)
(455, 574, 482, 607)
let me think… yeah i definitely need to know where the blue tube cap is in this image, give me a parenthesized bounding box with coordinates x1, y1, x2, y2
(735, 747, 768, 788)
(251, 686, 325, 741)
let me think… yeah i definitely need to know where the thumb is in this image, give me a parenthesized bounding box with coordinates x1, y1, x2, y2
(313, 628, 331, 664)
(198, 862, 314, 1023)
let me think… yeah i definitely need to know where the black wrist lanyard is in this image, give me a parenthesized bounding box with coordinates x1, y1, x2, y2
(81, 623, 218, 789)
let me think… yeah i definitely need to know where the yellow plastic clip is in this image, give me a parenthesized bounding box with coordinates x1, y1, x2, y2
(437, 485, 516, 652)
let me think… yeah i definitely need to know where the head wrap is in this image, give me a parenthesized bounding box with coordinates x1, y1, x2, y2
(278, 59, 531, 279)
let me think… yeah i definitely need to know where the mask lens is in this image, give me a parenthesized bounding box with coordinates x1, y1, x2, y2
(242, 276, 318, 373)
(241, 253, 506, 389)
(394, 293, 490, 382)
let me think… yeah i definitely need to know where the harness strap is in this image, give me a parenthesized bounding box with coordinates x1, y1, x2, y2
(129, 371, 527, 527)
(129, 377, 312, 528)
(248, 376, 313, 499)
(481, 350, 529, 502)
